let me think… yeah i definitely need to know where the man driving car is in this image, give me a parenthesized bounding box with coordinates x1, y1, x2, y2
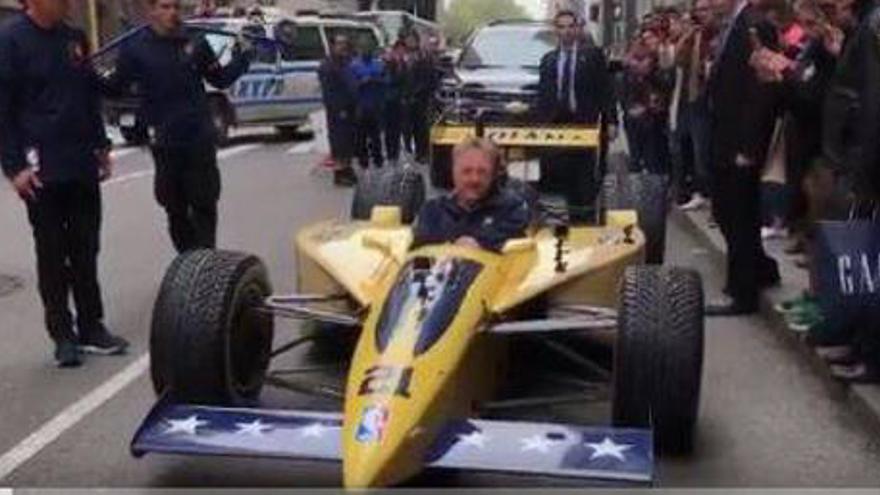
(412, 137, 530, 252)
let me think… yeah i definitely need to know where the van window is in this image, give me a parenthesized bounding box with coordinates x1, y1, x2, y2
(325, 27, 379, 56)
(282, 25, 324, 61)
(241, 23, 277, 64)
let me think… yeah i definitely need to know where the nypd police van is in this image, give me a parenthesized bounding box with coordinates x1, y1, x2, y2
(104, 11, 383, 144)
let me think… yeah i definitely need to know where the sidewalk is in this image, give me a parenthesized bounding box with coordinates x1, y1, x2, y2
(672, 206, 880, 436)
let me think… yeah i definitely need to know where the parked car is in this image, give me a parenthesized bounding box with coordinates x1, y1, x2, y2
(97, 12, 383, 145)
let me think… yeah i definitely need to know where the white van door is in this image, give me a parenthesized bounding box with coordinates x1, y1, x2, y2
(273, 23, 325, 126)
(227, 23, 284, 125)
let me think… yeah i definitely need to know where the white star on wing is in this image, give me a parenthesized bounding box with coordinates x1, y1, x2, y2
(585, 436, 632, 461)
(520, 434, 557, 454)
(458, 430, 489, 450)
(300, 422, 329, 438)
(164, 415, 208, 436)
(235, 419, 273, 437)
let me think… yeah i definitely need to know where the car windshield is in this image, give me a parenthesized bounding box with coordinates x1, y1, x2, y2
(460, 25, 556, 69)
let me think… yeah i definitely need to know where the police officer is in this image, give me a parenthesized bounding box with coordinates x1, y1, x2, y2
(103, 0, 253, 253)
(0, 0, 128, 367)
(319, 34, 357, 186)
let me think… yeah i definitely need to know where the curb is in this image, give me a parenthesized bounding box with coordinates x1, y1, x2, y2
(670, 207, 880, 438)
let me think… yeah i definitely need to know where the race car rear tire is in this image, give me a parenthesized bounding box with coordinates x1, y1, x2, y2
(150, 250, 274, 405)
(351, 167, 426, 224)
(612, 265, 704, 455)
(603, 172, 667, 264)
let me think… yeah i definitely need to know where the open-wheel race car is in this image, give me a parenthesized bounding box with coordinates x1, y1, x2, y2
(130, 121, 704, 488)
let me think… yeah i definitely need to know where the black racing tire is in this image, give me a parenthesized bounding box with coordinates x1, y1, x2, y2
(612, 265, 704, 455)
(351, 167, 426, 224)
(603, 172, 668, 264)
(150, 250, 274, 405)
(209, 97, 231, 145)
(149, 250, 212, 395)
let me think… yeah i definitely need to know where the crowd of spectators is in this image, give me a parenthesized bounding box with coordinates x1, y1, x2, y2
(620, 0, 879, 382)
(318, 29, 442, 186)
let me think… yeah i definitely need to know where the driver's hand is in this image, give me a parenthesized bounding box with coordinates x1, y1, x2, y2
(455, 236, 480, 249)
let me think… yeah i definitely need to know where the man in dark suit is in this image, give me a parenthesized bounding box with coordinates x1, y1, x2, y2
(705, 0, 781, 315)
(538, 10, 618, 223)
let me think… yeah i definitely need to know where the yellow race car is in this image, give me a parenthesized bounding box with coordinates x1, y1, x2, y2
(132, 123, 704, 488)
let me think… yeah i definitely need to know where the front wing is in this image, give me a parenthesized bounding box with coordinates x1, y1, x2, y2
(132, 400, 653, 485)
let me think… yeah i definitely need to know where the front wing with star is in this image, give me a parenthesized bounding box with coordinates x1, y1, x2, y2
(131, 401, 653, 485)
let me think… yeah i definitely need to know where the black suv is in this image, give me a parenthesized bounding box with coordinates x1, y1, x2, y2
(438, 20, 556, 123)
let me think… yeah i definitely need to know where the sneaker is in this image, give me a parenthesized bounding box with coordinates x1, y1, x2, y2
(815, 345, 857, 364)
(785, 308, 824, 332)
(79, 329, 129, 356)
(333, 168, 357, 187)
(679, 193, 709, 211)
(54, 340, 82, 368)
(830, 362, 880, 383)
(761, 226, 788, 240)
(773, 294, 816, 315)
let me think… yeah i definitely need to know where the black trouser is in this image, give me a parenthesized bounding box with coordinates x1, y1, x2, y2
(711, 161, 778, 307)
(403, 97, 429, 161)
(26, 180, 104, 342)
(673, 100, 711, 198)
(151, 143, 221, 253)
(384, 100, 402, 163)
(541, 149, 599, 224)
(355, 110, 384, 168)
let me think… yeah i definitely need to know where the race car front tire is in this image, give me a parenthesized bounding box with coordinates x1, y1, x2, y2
(603, 172, 668, 264)
(150, 250, 274, 405)
(351, 167, 426, 224)
(612, 265, 704, 455)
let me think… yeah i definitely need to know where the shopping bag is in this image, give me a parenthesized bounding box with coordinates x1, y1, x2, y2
(812, 209, 880, 343)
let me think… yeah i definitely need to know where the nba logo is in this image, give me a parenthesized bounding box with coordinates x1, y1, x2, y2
(355, 406, 389, 443)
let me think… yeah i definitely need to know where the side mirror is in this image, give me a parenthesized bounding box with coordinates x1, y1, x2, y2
(273, 20, 297, 51)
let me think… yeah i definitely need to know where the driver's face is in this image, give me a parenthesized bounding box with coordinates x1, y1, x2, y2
(555, 14, 578, 46)
(150, 0, 182, 33)
(453, 149, 495, 206)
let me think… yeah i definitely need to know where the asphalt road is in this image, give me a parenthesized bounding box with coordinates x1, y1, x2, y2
(0, 133, 879, 488)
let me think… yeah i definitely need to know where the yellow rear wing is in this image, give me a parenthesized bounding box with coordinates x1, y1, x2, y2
(430, 124, 600, 149)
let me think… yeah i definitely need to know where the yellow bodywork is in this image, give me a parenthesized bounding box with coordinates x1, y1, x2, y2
(294, 207, 645, 488)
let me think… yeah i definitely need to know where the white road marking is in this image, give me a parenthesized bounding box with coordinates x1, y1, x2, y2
(102, 169, 154, 186)
(217, 143, 261, 160)
(287, 140, 315, 155)
(0, 489, 11, 495)
(102, 143, 262, 187)
(110, 148, 139, 160)
(0, 354, 150, 480)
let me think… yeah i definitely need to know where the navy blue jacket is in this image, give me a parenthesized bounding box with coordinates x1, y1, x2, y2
(412, 188, 530, 252)
(0, 14, 109, 182)
(104, 27, 250, 147)
(319, 56, 357, 118)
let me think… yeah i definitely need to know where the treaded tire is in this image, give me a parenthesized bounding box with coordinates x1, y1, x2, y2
(603, 172, 668, 263)
(612, 265, 704, 455)
(351, 167, 426, 224)
(150, 250, 274, 405)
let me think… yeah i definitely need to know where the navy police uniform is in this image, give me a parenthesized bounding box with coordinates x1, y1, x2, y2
(412, 187, 530, 252)
(104, 27, 251, 252)
(0, 13, 110, 344)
